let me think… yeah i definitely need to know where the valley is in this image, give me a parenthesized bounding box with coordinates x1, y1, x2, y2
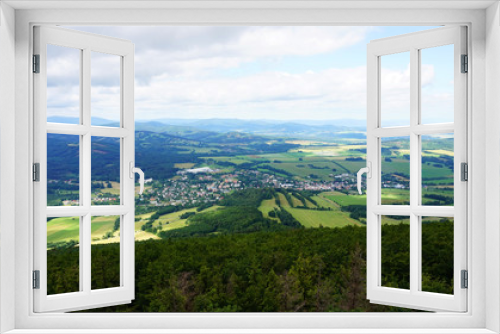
(45, 118, 455, 311)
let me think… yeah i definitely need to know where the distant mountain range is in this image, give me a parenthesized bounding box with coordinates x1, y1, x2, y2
(47, 117, 366, 140)
(47, 127, 299, 181)
(47, 116, 118, 126)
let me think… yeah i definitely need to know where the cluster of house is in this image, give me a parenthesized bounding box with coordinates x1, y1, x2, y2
(141, 167, 361, 206)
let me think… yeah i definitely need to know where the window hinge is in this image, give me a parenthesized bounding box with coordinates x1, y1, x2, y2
(461, 270, 468, 289)
(33, 270, 40, 289)
(33, 163, 40, 182)
(461, 54, 468, 73)
(461, 162, 468, 181)
(33, 54, 40, 73)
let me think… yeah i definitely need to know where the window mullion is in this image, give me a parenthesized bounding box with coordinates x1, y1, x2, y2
(409, 47, 420, 294)
(82, 48, 91, 208)
(82, 47, 92, 294)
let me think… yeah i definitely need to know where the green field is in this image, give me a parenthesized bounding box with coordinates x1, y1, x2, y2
(382, 216, 410, 225)
(325, 188, 453, 207)
(154, 206, 221, 231)
(380, 188, 410, 205)
(264, 162, 336, 180)
(285, 207, 361, 228)
(91, 215, 120, 240)
(289, 194, 304, 207)
(202, 142, 453, 185)
(290, 144, 366, 157)
(304, 198, 317, 208)
(310, 194, 339, 209)
(422, 164, 453, 179)
(47, 215, 120, 247)
(325, 192, 367, 206)
(47, 217, 80, 245)
(330, 158, 366, 174)
(258, 198, 280, 219)
(381, 159, 410, 176)
(256, 193, 361, 229)
(47, 206, 225, 248)
(276, 192, 291, 207)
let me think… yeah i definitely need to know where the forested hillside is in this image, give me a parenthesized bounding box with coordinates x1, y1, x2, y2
(47, 221, 453, 312)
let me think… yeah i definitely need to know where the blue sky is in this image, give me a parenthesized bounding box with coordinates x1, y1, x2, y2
(48, 25, 454, 123)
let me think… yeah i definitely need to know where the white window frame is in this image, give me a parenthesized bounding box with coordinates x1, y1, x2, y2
(0, 2, 498, 333)
(366, 26, 467, 312)
(33, 25, 136, 312)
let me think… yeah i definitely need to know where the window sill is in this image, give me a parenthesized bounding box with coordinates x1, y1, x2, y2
(4, 330, 498, 334)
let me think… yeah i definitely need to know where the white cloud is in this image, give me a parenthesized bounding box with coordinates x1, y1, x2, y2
(69, 26, 372, 83)
(47, 26, 454, 123)
(133, 66, 368, 120)
(130, 61, 448, 122)
(378, 63, 449, 125)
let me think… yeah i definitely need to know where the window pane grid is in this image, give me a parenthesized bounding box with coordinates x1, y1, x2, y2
(45, 47, 126, 296)
(367, 26, 466, 312)
(374, 44, 458, 297)
(35, 25, 135, 313)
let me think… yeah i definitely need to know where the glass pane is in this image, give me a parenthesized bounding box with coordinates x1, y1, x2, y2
(421, 216, 454, 294)
(380, 51, 410, 127)
(421, 45, 454, 124)
(381, 137, 410, 205)
(47, 44, 81, 124)
(91, 52, 121, 127)
(91, 215, 121, 290)
(47, 216, 80, 295)
(421, 133, 454, 206)
(47, 134, 80, 206)
(381, 215, 410, 289)
(91, 136, 121, 205)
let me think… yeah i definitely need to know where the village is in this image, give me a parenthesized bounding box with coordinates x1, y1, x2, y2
(143, 167, 358, 207)
(54, 164, 409, 207)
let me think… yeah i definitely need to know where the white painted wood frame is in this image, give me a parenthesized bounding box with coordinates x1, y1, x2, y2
(366, 26, 467, 312)
(32, 26, 135, 313)
(4, 5, 490, 333)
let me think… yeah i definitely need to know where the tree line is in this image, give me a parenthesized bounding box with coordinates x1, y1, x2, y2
(46, 221, 453, 313)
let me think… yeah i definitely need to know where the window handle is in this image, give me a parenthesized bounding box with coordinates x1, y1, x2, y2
(357, 162, 371, 195)
(130, 162, 145, 194)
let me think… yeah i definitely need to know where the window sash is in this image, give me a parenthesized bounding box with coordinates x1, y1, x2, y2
(33, 25, 135, 313)
(366, 26, 468, 312)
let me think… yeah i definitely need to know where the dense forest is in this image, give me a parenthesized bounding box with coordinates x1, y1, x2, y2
(47, 221, 453, 312)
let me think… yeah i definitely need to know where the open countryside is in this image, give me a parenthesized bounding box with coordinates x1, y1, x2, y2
(46, 118, 454, 312)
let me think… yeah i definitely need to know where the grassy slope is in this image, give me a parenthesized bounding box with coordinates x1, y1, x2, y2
(90, 216, 120, 241)
(285, 207, 361, 228)
(325, 193, 367, 206)
(47, 206, 221, 246)
(258, 198, 280, 219)
(47, 217, 80, 244)
(290, 194, 304, 207)
(310, 195, 337, 209)
(277, 192, 291, 207)
(380, 188, 410, 205)
(259, 191, 362, 229)
(48, 216, 121, 246)
(155, 206, 221, 231)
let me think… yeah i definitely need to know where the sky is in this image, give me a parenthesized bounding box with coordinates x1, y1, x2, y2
(46, 26, 454, 123)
